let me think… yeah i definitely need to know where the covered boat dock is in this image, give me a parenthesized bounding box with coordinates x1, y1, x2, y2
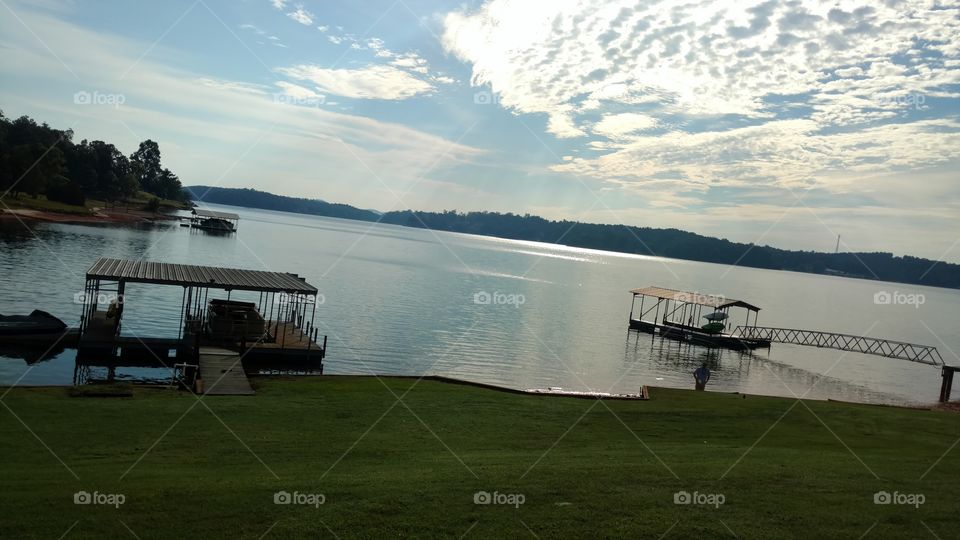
(188, 208, 239, 232)
(628, 286, 770, 350)
(78, 258, 326, 392)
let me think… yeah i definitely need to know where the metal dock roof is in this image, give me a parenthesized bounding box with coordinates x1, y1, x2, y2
(192, 208, 240, 220)
(630, 286, 761, 312)
(86, 258, 317, 294)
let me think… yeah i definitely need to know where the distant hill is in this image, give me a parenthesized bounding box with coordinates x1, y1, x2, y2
(186, 186, 379, 222)
(186, 186, 960, 289)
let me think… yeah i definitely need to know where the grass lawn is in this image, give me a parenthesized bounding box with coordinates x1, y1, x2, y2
(0, 377, 957, 539)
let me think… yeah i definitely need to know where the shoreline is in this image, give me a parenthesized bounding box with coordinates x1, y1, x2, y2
(4, 371, 951, 411)
(0, 207, 180, 224)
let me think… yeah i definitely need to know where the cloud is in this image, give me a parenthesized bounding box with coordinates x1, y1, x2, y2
(277, 64, 435, 100)
(0, 3, 483, 212)
(287, 4, 313, 25)
(390, 53, 429, 74)
(592, 113, 658, 139)
(269, 0, 286, 10)
(442, 0, 960, 192)
(274, 81, 323, 101)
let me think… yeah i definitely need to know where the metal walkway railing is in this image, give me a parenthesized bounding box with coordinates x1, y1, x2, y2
(731, 326, 945, 365)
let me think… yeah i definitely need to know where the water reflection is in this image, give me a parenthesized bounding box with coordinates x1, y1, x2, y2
(0, 342, 67, 364)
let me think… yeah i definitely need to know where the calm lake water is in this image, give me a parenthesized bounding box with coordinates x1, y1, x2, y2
(1, 204, 958, 405)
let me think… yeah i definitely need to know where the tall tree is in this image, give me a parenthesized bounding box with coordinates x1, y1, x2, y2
(130, 139, 162, 194)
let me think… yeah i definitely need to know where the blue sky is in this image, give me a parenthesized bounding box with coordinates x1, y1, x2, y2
(1, 0, 958, 261)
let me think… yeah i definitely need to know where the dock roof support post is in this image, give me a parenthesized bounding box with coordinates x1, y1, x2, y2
(115, 280, 126, 338)
(177, 286, 186, 341)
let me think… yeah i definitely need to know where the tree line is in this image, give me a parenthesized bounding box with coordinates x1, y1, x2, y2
(0, 111, 188, 206)
(381, 210, 960, 288)
(189, 186, 960, 290)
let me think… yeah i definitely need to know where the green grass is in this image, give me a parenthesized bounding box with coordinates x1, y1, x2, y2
(0, 377, 957, 538)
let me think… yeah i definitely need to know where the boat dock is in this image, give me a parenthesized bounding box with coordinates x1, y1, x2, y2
(180, 208, 239, 233)
(629, 285, 954, 401)
(75, 258, 326, 391)
(628, 286, 770, 350)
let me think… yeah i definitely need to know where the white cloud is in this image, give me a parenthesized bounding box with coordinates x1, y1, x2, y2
(269, 0, 286, 10)
(327, 35, 342, 45)
(443, 0, 960, 198)
(317, 25, 328, 32)
(274, 81, 322, 100)
(592, 113, 658, 139)
(390, 53, 429, 74)
(287, 4, 313, 25)
(277, 64, 435, 100)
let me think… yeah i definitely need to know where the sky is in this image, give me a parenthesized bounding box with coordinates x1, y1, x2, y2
(0, 0, 958, 261)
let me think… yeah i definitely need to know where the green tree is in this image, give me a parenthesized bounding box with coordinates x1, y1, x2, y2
(130, 139, 162, 194)
(8, 144, 65, 197)
(156, 168, 181, 200)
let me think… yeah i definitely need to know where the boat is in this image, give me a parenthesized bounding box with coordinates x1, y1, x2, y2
(205, 299, 268, 342)
(0, 310, 67, 335)
(0, 310, 76, 343)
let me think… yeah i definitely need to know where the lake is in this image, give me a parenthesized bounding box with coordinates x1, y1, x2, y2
(1, 204, 957, 405)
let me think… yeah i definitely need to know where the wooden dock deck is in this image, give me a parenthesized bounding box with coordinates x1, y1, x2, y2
(198, 346, 254, 395)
